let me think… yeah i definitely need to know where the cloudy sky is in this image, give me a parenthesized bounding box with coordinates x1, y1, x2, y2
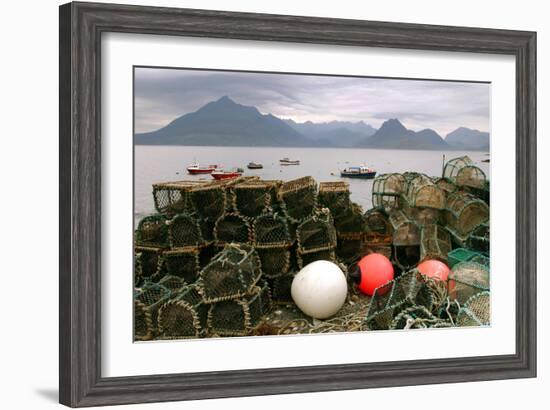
(134, 67, 490, 137)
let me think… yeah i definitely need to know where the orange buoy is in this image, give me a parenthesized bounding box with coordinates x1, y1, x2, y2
(350, 253, 394, 296)
(417, 259, 450, 281)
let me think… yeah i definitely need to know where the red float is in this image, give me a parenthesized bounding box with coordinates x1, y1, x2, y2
(417, 259, 450, 281)
(351, 253, 395, 296)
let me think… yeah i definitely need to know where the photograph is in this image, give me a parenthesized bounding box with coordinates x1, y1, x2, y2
(133, 67, 491, 340)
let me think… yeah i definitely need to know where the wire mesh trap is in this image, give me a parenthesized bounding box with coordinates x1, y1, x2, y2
(389, 210, 421, 270)
(208, 282, 272, 336)
(318, 181, 351, 220)
(333, 203, 365, 235)
(190, 182, 228, 220)
(214, 213, 253, 246)
(135, 215, 169, 248)
(197, 244, 262, 303)
(456, 291, 490, 327)
(253, 212, 293, 248)
(269, 272, 295, 304)
(420, 223, 452, 263)
(157, 284, 209, 339)
(297, 248, 336, 269)
(443, 155, 487, 190)
(134, 246, 165, 281)
(364, 207, 393, 235)
(134, 282, 171, 340)
(256, 246, 291, 278)
(448, 261, 490, 304)
(296, 209, 337, 254)
(168, 213, 208, 248)
(163, 247, 201, 284)
(362, 233, 393, 259)
(389, 305, 451, 330)
(157, 275, 186, 293)
(403, 173, 446, 210)
(231, 179, 281, 218)
(278, 176, 318, 223)
(372, 173, 407, 211)
(431, 177, 458, 195)
(401, 201, 441, 227)
(466, 223, 490, 253)
(152, 180, 206, 215)
(444, 191, 489, 239)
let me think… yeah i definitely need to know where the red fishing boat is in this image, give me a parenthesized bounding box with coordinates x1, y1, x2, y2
(211, 168, 244, 180)
(186, 162, 219, 175)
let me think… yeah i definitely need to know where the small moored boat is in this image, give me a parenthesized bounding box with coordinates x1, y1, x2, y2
(340, 165, 377, 179)
(247, 162, 263, 169)
(187, 162, 218, 175)
(211, 168, 244, 180)
(280, 157, 300, 166)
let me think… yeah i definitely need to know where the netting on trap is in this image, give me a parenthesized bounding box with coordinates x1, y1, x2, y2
(420, 223, 452, 263)
(269, 272, 295, 304)
(372, 173, 407, 211)
(135, 215, 169, 248)
(152, 180, 206, 215)
(190, 182, 227, 220)
(443, 155, 487, 190)
(231, 180, 281, 218)
(256, 247, 291, 279)
(297, 248, 336, 269)
(157, 284, 209, 339)
(278, 176, 318, 223)
(134, 282, 171, 340)
(168, 213, 208, 248)
(401, 201, 441, 226)
(197, 244, 262, 303)
(389, 210, 421, 269)
(364, 207, 393, 235)
(336, 236, 363, 265)
(333, 203, 365, 235)
(467, 223, 490, 253)
(214, 213, 252, 246)
(448, 261, 490, 304)
(390, 305, 451, 330)
(456, 291, 490, 327)
(208, 282, 272, 336)
(157, 275, 186, 293)
(163, 247, 201, 284)
(364, 270, 438, 330)
(253, 212, 293, 248)
(296, 209, 337, 254)
(431, 177, 458, 195)
(444, 191, 489, 238)
(318, 181, 351, 220)
(403, 173, 446, 209)
(134, 246, 164, 281)
(448, 247, 482, 268)
(362, 233, 393, 260)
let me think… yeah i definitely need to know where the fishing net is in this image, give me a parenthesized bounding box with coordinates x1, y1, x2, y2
(157, 284, 209, 339)
(134, 246, 164, 281)
(448, 261, 490, 304)
(443, 155, 487, 190)
(403, 173, 446, 210)
(389, 305, 451, 330)
(420, 223, 452, 263)
(208, 282, 271, 336)
(364, 208, 393, 235)
(467, 223, 490, 253)
(296, 209, 337, 254)
(231, 180, 281, 218)
(372, 173, 406, 211)
(318, 181, 351, 220)
(444, 191, 489, 239)
(214, 213, 252, 246)
(197, 244, 262, 303)
(297, 249, 336, 269)
(134, 282, 171, 340)
(163, 247, 201, 284)
(456, 291, 491, 327)
(168, 213, 208, 248)
(333, 203, 365, 235)
(135, 215, 169, 248)
(278, 176, 318, 223)
(253, 212, 293, 248)
(269, 272, 295, 304)
(364, 270, 435, 330)
(256, 247, 291, 278)
(190, 182, 227, 220)
(152, 180, 206, 215)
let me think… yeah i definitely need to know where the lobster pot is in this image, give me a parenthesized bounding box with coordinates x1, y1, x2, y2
(464, 180, 490, 205)
(199, 218, 216, 244)
(403, 174, 446, 209)
(432, 177, 458, 195)
(296, 209, 337, 254)
(157, 284, 209, 339)
(253, 213, 293, 248)
(168, 213, 208, 248)
(372, 173, 406, 211)
(444, 192, 489, 239)
(214, 213, 252, 246)
(333, 203, 365, 235)
(135, 246, 164, 281)
(198, 244, 262, 303)
(365, 270, 434, 330)
(269, 272, 295, 304)
(135, 215, 169, 248)
(448, 261, 490, 304)
(390, 305, 450, 330)
(152, 180, 206, 215)
(420, 224, 452, 263)
(157, 275, 186, 293)
(443, 155, 487, 189)
(364, 208, 392, 235)
(231, 180, 281, 218)
(297, 248, 336, 269)
(401, 201, 441, 226)
(389, 210, 421, 270)
(208, 283, 271, 336)
(256, 247, 291, 279)
(134, 283, 171, 340)
(318, 181, 351, 220)
(278, 176, 318, 223)
(469, 254, 490, 268)
(456, 291, 491, 327)
(363, 233, 393, 260)
(467, 223, 490, 253)
(336, 233, 363, 264)
(190, 182, 227, 220)
(163, 247, 200, 284)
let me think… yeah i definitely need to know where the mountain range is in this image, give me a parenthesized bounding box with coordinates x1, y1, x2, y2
(135, 96, 489, 151)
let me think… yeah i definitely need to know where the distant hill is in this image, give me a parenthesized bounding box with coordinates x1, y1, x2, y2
(134, 96, 312, 147)
(445, 127, 490, 151)
(358, 118, 449, 150)
(284, 119, 376, 142)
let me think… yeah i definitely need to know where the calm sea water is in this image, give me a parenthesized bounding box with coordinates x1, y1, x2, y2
(134, 146, 490, 224)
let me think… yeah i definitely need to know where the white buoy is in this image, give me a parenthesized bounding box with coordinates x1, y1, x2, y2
(291, 260, 348, 319)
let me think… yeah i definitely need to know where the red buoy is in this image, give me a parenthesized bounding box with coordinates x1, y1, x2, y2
(351, 253, 395, 296)
(417, 259, 450, 281)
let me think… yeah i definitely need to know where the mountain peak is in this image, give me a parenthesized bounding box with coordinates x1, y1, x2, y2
(216, 95, 235, 103)
(379, 118, 407, 131)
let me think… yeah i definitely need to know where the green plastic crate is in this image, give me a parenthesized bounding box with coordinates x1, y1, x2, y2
(448, 248, 479, 268)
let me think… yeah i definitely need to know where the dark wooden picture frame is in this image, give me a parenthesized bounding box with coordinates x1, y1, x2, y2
(59, 2, 536, 407)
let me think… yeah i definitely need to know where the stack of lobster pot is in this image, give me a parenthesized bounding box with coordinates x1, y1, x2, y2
(296, 208, 338, 269)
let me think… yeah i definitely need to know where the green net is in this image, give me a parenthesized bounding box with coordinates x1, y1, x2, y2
(318, 181, 351, 220)
(443, 155, 487, 189)
(168, 213, 208, 248)
(163, 247, 201, 284)
(231, 180, 281, 218)
(253, 212, 293, 248)
(372, 173, 407, 211)
(278, 176, 318, 223)
(448, 261, 490, 304)
(256, 247, 291, 279)
(456, 291, 490, 327)
(403, 173, 446, 210)
(214, 213, 252, 246)
(444, 191, 489, 239)
(420, 223, 452, 263)
(296, 209, 337, 254)
(135, 215, 169, 248)
(448, 247, 482, 268)
(134, 282, 171, 340)
(197, 244, 262, 303)
(152, 180, 206, 215)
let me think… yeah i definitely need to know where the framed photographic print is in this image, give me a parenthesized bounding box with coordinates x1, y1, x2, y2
(59, 2, 536, 407)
